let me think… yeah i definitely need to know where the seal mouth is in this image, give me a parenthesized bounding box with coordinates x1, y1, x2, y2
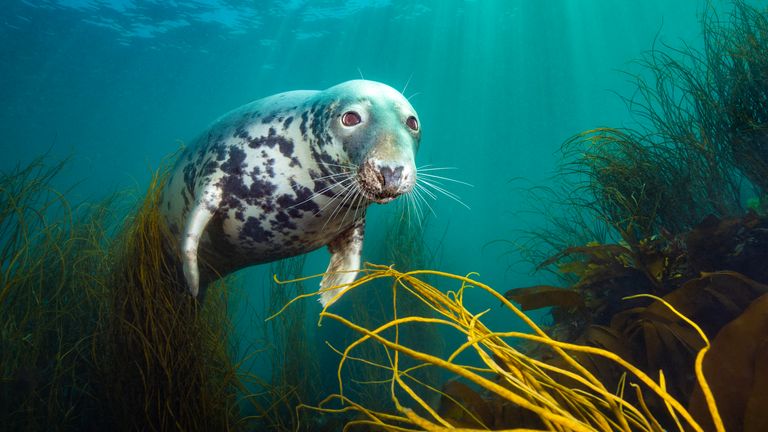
(356, 178, 398, 204)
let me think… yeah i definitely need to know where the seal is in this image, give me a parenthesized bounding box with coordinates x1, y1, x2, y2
(160, 80, 421, 306)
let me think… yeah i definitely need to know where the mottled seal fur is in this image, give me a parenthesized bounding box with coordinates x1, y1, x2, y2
(160, 80, 420, 305)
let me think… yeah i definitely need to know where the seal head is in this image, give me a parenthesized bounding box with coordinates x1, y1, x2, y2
(160, 80, 421, 306)
(322, 80, 419, 203)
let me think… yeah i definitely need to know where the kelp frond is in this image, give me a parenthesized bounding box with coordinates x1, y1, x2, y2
(96, 162, 243, 431)
(0, 156, 114, 430)
(275, 265, 723, 431)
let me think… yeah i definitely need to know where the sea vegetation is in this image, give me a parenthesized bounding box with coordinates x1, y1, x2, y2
(237, 254, 329, 432)
(278, 1, 768, 430)
(0, 158, 248, 431)
(0, 158, 113, 430)
(505, 1, 768, 430)
(351, 213, 444, 405)
(280, 265, 723, 431)
(3, 1, 767, 430)
(96, 165, 243, 431)
(0, 153, 445, 431)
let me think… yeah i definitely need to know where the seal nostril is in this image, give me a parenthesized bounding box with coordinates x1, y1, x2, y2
(380, 166, 404, 190)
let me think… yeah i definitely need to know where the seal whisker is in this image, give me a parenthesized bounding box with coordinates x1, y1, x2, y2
(291, 176, 356, 210)
(351, 182, 369, 223)
(320, 162, 357, 170)
(410, 193, 421, 226)
(413, 193, 426, 225)
(407, 188, 425, 224)
(413, 182, 438, 200)
(315, 178, 356, 215)
(313, 171, 354, 182)
(418, 178, 471, 210)
(322, 180, 359, 229)
(339, 187, 362, 226)
(351, 190, 367, 224)
(406, 92, 421, 101)
(402, 193, 415, 227)
(417, 166, 459, 172)
(320, 190, 351, 230)
(322, 189, 356, 231)
(412, 184, 437, 217)
(408, 192, 419, 222)
(402, 73, 414, 95)
(418, 177, 463, 202)
(400, 194, 410, 226)
(350, 192, 362, 223)
(418, 172, 474, 187)
(313, 177, 355, 213)
(317, 161, 357, 178)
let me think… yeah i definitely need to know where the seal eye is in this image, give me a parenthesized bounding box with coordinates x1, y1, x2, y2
(406, 116, 419, 131)
(341, 111, 362, 127)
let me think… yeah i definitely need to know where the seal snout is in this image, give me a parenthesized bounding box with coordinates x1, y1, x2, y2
(358, 159, 415, 203)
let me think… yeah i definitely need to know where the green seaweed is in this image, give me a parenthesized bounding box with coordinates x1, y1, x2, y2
(0, 157, 249, 431)
(96, 165, 243, 431)
(0, 157, 114, 430)
(510, 2, 768, 428)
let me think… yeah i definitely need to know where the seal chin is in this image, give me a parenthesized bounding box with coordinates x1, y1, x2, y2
(371, 194, 397, 204)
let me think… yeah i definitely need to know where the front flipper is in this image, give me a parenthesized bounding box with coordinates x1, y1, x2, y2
(320, 217, 365, 307)
(181, 186, 222, 298)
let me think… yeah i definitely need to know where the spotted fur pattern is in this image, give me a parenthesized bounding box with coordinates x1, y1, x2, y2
(160, 80, 420, 305)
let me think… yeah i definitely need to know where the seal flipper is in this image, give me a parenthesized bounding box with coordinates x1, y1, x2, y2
(181, 186, 222, 298)
(320, 217, 365, 306)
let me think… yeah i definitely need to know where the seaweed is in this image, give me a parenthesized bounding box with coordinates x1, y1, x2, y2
(0, 157, 248, 431)
(238, 254, 326, 431)
(336, 212, 444, 418)
(0, 157, 113, 430)
(506, 2, 768, 429)
(274, 265, 723, 431)
(95, 164, 243, 431)
(524, 0, 768, 256)
(689, 292, 768, 432)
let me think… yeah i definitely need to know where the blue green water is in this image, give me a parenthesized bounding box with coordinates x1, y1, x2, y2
(0, 0, 711, 278)
(0, 0, 747, 413)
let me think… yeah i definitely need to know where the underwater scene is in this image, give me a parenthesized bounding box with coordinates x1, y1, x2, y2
(2, 0, 768, 430)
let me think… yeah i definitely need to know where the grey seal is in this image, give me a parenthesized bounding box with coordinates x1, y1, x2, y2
(160, 80, 420, 305)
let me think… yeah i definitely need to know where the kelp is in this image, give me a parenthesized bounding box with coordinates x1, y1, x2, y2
(96, 163, 243, 431)
(576, 0, 768, 238)
(333, 212, 444, 417)
(689, 292, 768, 432)
(0, 156, 251, 431)
(237, 254, 326, 432)
(503, 285, 583, 311)
(524, 1, 768, 262)
(517, 213, 768, 405)
(0, 157, 114, 430)
(271, 265, 724, 432)
(505, 3, 768, 429)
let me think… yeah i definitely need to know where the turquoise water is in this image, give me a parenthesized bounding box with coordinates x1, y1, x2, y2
(1, 0, 755, 426)
(1, 0, 711, 287)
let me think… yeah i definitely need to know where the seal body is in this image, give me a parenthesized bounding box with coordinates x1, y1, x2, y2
(160, 80, 421, 305)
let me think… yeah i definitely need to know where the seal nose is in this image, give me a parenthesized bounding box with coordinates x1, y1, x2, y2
(377, 162, 415, 197)
(380, 166, 404, 191)
(358, 160, 415, 202)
